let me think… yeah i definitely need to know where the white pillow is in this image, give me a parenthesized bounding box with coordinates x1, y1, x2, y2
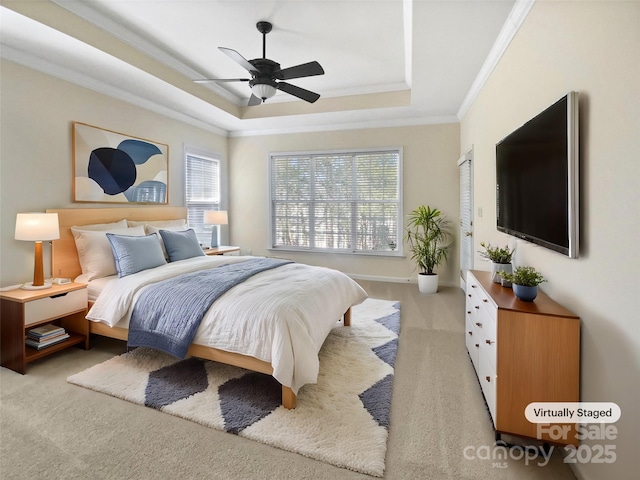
(71, 219, 128, 281)
(71, 219, 127, 233)
(127, 219, 187, 230)
(73, 225, 146, 282)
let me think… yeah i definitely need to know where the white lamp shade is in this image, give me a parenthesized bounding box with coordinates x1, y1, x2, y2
(251, 83, 276, 100)
(204, 210, 228, 225)
(15, 213, 60, 241)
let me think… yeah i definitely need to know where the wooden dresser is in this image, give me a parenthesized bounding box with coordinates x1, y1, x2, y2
(465, 270, 580, 446)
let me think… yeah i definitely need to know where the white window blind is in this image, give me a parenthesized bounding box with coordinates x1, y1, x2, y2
(185, 151, 220, 245)
(270, 148, 402, 254)
(459, 155, 473, 275)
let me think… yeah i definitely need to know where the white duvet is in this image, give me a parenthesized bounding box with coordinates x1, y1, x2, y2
(86, 256, 367, 394)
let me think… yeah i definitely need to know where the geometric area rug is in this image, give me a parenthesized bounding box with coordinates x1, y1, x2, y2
(67, 298, 400, 477)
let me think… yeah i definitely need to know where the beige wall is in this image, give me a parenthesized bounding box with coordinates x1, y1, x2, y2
(228, 124, 461, 284)
(0, 60, 227, 286)
(1, 59, 462, 287)
(461, 2, 639, 479)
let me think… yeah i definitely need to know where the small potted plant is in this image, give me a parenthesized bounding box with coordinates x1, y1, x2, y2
(479, 242, 515, 283)
(498, 266, 546, 302)
(405, 205, 453, 294)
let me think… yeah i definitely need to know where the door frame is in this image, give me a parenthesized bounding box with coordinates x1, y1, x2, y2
(458, 149, 474, 289)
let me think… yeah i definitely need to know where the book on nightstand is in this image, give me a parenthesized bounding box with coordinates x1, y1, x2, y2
(25, 333, 70, 350)
(26, 324, 69, 349)
(27, 323, 66, 339)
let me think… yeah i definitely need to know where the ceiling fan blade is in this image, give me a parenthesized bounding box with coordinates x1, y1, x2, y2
(276, 61, 324, 80)
(277, 82, 320, 103)
(193, 78, 250, 83)
(248, 94, 263, 106)
(219, 47, 260, 73)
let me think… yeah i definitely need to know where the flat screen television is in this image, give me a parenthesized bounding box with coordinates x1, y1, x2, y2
(496, 92, 579, 258)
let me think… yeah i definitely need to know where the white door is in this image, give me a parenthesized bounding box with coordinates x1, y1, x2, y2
(458, 151, 473, 287)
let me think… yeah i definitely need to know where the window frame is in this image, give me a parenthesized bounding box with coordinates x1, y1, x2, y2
(184, 146, 223, 247)
(268, 147, 403, 256)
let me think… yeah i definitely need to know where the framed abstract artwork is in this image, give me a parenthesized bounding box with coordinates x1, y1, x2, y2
(73, 122, 169, 204)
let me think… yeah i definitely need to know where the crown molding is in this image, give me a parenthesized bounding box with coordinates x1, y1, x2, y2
(1, 44, 230, 137)
(3, 40, 457, 138)
(229, 114, 458, 138)
(50, 0, 241, 106)
(456, 0, 535, 120)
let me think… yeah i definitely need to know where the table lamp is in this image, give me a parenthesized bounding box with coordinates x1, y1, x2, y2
(15, 212, 60, 290)
(204, 210, 228, 248)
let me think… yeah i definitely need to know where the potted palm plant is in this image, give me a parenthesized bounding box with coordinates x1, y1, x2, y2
(498, 266, 546, 302)
(405, 205, 453, 294)
(479, 242, 515, 283)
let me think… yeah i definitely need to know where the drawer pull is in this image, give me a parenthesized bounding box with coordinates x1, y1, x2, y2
(467, 311, 471, 315)
(483, 299, 488, 303)
(474, 306, 480, 310)
(468, 331, 472, 336)
(50, 293, 69, 299)
(485, 376, 491, 383)
(475, 343, 479, 348)
(471, 285, 477, 288)
(475, 322, 482, 327)
(468, 294, 472, 298)
(485, 339, 494, 345)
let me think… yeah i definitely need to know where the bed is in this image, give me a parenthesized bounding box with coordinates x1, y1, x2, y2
(48, 207, 367, 409)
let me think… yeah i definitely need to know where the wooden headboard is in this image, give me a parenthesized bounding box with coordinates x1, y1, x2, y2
(47, 207, 187, 280)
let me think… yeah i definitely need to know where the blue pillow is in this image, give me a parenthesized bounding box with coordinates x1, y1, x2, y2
(106, 233, 167, 277)
(159, 228, 205, 262)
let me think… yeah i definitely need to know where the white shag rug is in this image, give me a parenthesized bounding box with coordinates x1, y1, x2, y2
(68, 298, 400, 477)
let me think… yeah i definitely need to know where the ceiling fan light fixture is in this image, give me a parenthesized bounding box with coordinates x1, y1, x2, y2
(251, 82, 277, 101)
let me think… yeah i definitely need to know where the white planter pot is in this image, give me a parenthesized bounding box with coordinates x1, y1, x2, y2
(418, 273, 439, 294)
(491, 262, 512, 284)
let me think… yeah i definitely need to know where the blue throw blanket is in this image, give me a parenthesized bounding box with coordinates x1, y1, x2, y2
(128, 258, 292, 358)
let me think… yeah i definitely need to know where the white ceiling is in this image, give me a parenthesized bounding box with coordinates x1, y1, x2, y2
(0, 0, 527, 136)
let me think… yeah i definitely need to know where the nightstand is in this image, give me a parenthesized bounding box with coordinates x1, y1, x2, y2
(203, 245, 240, 256)
(0, 283, 89, 374)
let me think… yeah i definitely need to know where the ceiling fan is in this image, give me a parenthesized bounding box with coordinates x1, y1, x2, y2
(194, 21, 324, 106)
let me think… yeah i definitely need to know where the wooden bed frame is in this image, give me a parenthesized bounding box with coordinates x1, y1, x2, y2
(47, 206, 351, 410)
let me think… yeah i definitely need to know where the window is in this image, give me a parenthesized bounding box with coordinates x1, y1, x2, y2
(185, 149, 221, 246)
(270, 148, 402, 254)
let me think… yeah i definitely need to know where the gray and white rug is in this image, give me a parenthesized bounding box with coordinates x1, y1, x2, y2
(68, 298, 400, 477)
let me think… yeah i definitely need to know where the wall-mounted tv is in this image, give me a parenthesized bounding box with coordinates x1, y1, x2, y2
(496, 92, 579, 258)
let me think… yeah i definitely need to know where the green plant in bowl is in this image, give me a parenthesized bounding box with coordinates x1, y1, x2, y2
(499, 266, 546, 302)
(498, 266, 546, 286)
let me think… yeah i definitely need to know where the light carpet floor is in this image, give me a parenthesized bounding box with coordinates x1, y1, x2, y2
(0, 281, 578, 479)
(66, 298, 400, 477)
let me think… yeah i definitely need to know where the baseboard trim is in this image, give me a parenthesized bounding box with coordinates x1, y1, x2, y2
(347, 273, 459, 288)
(347, 274, 412, 284)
